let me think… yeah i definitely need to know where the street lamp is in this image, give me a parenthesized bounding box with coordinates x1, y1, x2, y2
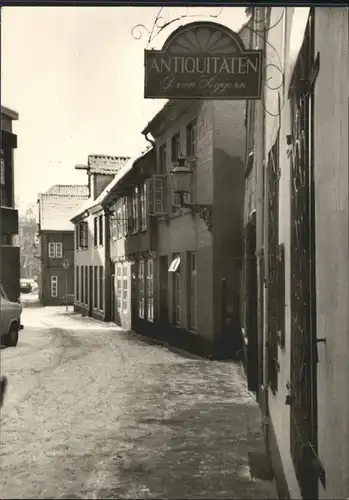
(170, 157, 212, 232)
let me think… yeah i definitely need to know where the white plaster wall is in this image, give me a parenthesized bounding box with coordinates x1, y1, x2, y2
(74, 208, 106, 310)
(313, 8, 349, 499)
(74, 209, 105, 267)
(263, 7, 304, 499)
(264, 6, 349, 499)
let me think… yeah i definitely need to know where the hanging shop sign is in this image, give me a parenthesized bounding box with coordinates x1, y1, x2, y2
(144, 21, 263, 100)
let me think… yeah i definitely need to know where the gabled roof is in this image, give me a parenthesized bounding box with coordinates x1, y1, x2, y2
(87, 154, 130, 175)
(45, 184, 89, 197)
(70, 148, 153, 223)
(38, 185, 89, 232)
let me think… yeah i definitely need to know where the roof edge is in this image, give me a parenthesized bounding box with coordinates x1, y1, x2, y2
(1, 105, 19, 120)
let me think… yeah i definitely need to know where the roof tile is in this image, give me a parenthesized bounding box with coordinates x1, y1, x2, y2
(88, 155, 130, 175)
(39, 184, 89, 231)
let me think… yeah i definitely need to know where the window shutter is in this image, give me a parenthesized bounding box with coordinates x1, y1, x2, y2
(146, 178, 154, 214)
(153, 175, 167, 215)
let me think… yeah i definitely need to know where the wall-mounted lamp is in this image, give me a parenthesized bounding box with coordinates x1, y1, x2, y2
(170, 157, 212, 232)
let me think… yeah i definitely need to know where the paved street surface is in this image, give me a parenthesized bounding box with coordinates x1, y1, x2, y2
(1, 307, 277, 499)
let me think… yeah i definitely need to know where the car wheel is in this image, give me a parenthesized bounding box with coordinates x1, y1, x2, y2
(6, 323, 19, 347)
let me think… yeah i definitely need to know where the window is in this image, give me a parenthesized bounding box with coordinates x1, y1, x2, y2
(110, 212, 117, 241)
(140, 182, 147, 231)
(99, 266, 103, 310)
(78, 221, 88, 249)
(51, 276, 58, 298)
(173, 262, 181, 326)
(138, 260, 145, 318)
(99, 215, 103, 246)
(188, 252, 197, 330)
(147, 259, 154, 322)
(94, 266, 98, 308)
(80, 266, 84, 304)
(48, 242, 62, 259)
(94, 217, 98, 246)
(186, 120, 197, 157)
(153, 175, 165, 214)
(159, 144, 167, 173)
(48, 242, 55, 258)
(81, 266, 86, 304)
(116, 263, 122, 310)
(84, 266, 88, 304)
(122, 264, 128, 312)
(76, 266, 80, 302)
(171, 133, 180, 163)
(122, 197, 129, 236)
(0, 150, 5, 186)
(56, 243, 62, 258)
(116, 200, 122, 239)
(132, 187, 140, 233)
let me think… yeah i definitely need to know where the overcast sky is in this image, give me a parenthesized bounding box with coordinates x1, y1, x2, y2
(1, 6, 247, 213)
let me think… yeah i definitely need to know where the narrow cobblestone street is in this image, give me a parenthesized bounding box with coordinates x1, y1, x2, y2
(1, 307, 277, 499)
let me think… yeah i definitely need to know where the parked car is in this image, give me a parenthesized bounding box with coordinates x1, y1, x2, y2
(1, 283, 23, 347)
(20, 279, 32, 294)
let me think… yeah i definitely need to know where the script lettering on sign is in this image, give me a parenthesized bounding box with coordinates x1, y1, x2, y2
(144, 22, 263, 100)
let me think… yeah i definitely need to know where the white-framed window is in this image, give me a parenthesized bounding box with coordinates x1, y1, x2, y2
(116, 263, 122, 311)
(84, 266, 88, 305)
(93, 266, 98, 308)
(122, 264, 128, 312)
(76, 266, 80, 302)
(153, 175, 166, 214)
(78, 221, 88, 249)
(48, 242, 62, 258)
(140, 182, 147, 231)
(138, 260, 145, 318)
(188, 252, 197, 330)
(132, 187, 140, 233)
(116, 200, 122, 239)
(99, 266, 103, 310)
(171, 132, 180, 163)
(56, 242, 62, 258)
(99, 215, 103, 246)
(51, 276, 58, 297)
(123, 197, 129, 236)
(147, 258, 154, 322)
(186, 120, 197, 158)
(0, 149, 5, 186)
(94, 217, 98, 246)
(158, 143, 167, 174)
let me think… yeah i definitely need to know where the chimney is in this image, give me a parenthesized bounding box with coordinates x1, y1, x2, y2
(75, 164, 90, 198)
